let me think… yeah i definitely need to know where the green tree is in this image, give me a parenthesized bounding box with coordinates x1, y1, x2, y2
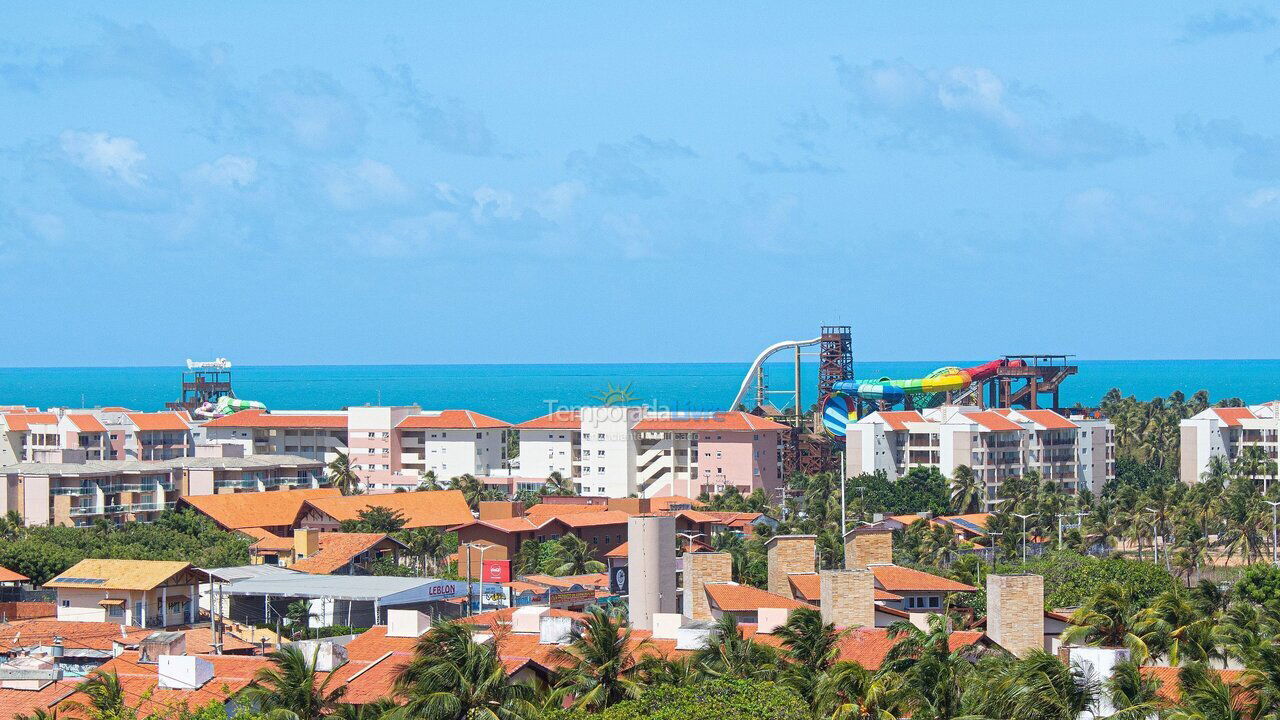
(62, 671, 130, 720)
(774, 607, 843, 704)
(241, 645, 347, 718)
(1062, 582, 1150, 663)
(948, 465, 982, 515)
(554, 606, 647, 711)
(327, 451, 360, 495)
(550, 535, 606, 576)
(339, 506, 408, 534)
(394, 620, 537, 720)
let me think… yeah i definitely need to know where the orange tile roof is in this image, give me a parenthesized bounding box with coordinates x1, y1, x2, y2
(0, 620, 253, 654)
(961, 411, 1024, 433)
(240, 527, 294, 552)
(526, 503, 610, 517)
(126, 412, 190, 432)
(340, 650, 412, 704)
(290, 533, 394, 574)
(1140, 666, 1247, 703)
(1213, 407, 1256, 427)
(303, 490, 474, 529)
(554, 510, 633, 528)
(648, 495, 704, 511)
(704, 583, 813, 612)
(1017, 409, 1078, 430)
(634, 412, 789, 432)
(55, 651, 268, 717)
(521, 573, 610, 589)
(66, 414, 107, 432)
(515, 411, 582, 429)
(742, 626, 985, 670)
(869, 565, 978, 593)
(604, 542, 629, 559)
(505, 581, 550, 594)
(99, 406, 132, 412)
(180, 487, 342, 530)
(344, 625, 420, 661)
(202, 409, 348, 428)
(876, 411, 927, 432)
(2, 412, 58, 431)
(785, 573, 900, 602)
(396, 410, 510, 429)
(458, 607, 590, 631)
(0, 676, 80, 718)
(0, 566, 28, 583)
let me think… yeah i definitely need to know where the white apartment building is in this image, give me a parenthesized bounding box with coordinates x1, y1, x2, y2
(200, 406, 509, 491)
(1179, 402, 1280, 484)
(1, 409, 185, 464)
(513, 407, 787, 499)
(845, 406, 1114, 507)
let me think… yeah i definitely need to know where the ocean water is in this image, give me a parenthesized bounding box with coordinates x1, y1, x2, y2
(2, 360, 1279, 422)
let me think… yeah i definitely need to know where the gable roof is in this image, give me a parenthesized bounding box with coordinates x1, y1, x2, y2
(876, 411, 927, 432)
(180, 487, 341, 530)
(961, 411, 1024, 433)
(785, 573, 902, 603)
(0, 619, 252, 654)
(239, 527, 294, 552)
(125, 412, 190, 432)
(634, 412, 789, 432)
(2, 413, 58, 431)
(869, 565, 978, 593)
(514, 410, 582, 430)
(396, 410, 510, 429)
(704, 582, 812, 612)
(1212, 407, 1256, 427)
(302, 490, 474, 529)
(44, 559, 193, 591)
(202, 409, 348, 428)
(55, 651, 268, 717)
(1139, 666, 1247, 704)
(0, 566, 29, 583)
(66, 414, 107, 432)
(1017, 409, 1078, 430)
(290, 533, 398, 574)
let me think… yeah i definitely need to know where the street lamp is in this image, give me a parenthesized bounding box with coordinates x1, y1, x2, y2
(987, 531, 1003, 567)
(1265, 500, 1280, 566)
(1144, 507, 1161, 567)
(1012, 513, 1035, 565)
(462, 542, 492, 615)
(677, 532, 705, 554)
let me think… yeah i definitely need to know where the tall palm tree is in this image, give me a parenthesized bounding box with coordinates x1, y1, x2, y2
(394, 620, 537, 720)
(553, 606, 647, 711)
(62, 671, 128, 720)
(417, 469, 442, 491)
(882, 614, 976, 720)
(959, 651, 1098, 720)
(327, 451, 360, 495)
(949, 465, 982, 515)
(1062, 582, 1150, 664)
(1135, 589, 1217, 667)
(542, 472, 576, 496)
(449, 474, 488, 511)
(284, 599, 316, 640)
(814, 660, 908, 720)
(241, 645, 347, 719)
(401, 527, 449, 576)
(692, 613, 779, 680)
(774, 607, 844, 704)
(549, 534, 605, 576)
(1107, 659, 1164, 720)
(1168, 663, 1251, 720)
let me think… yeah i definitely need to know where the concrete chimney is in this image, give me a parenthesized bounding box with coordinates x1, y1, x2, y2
(819, 569, 875, 628)
(294, 528, 320, 559)
(756, 607, 790, 635)
(844, 526, 893, 569)
(386, 609, 432, 638)
(651, 612, 683, 640)
(158, 655, 214, 690)
(627, 515, 677, 630)
(539, 615, 574, 645)
(986, 574, 1045, 658)
(683, 552, 732, 622)
(138, 631, 186, 664)
(511, 606, 550, 633)
(765, 535, 816, 597)
(291, 640, 349, 672)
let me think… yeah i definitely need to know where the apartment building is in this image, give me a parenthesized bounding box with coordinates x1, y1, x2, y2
(513, 407, 788, 499)
(99, 411, 194, 460)
(1179, 402, 1280, 484)
(0, 411, 112, 463)
(199, 406, 509, 491)
(0, 444, 326, 527)
(845, 406, 1114, 507)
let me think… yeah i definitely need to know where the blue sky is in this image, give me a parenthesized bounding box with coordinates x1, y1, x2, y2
(3, 3, 1279, 365)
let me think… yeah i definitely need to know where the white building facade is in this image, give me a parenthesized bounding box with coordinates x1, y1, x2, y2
(1179, 403, 1280, 484)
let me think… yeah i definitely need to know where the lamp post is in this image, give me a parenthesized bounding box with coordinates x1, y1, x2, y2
(677, 532, 705, 555)
(1144, 507, 1160, 567)
(987, 531, 1003, 567)
(1055, 513, 1070, 548)
(462, 542, 492, 615)
(1265, 500, 1280, 566)
(839, 451, 846, 536)
(1013, 513, 1035, 565)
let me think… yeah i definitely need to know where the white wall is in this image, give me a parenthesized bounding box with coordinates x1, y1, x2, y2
(517, 430, 576, 479)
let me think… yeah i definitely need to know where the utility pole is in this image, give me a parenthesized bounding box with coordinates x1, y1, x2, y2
(1145, 507, 1160, 567)
(988, 531, 1002, 567)
(840, 451, 847, 536)
(1266, 500, 1280, 566)
(1013, 513, 1034, 565)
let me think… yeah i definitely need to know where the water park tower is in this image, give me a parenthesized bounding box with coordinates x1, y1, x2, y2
(166, 358, 236, 412)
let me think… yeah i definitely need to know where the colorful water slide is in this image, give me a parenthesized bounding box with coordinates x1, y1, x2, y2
(821, 358, 1021, 437)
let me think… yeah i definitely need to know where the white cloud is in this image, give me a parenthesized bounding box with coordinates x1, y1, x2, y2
(59, 130, 148, 186)
(325, 158, 411, 210)
(191, 155, 257, 188)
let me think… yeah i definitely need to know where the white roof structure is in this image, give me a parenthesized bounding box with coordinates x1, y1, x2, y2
(223, 574, 468, 604)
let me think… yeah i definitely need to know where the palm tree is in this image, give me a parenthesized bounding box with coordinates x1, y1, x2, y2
(331, 698, 398, 720)
(395, 620, 536, 720)
(1135, 589, 1217, 666)
(550, 534, 605, 576)
(1168, 663, 1251, 720)
(692, 613, 779, 680)
(449, 474, 488, 511)
(417, 469, 442, 491)
(814, 661, 907, 720)
(882, 614, 976, 720)
(959, 651, 1098, 720)
(949, 465, 982, 515)
(1062, 582, 1150, 664)
(327, 451, 360, 495)
(1107, 659, 1163, 720)
(774, 607, 844, 703)
(284, 599, 316, 639)
(0, 509, 25, 540)
(62, 671, 128, 720)
(241, 645, 346, 718)
(553, 605, 647, 711)
(1239, 641, 1280, 720)
(542, 472, 576, 496)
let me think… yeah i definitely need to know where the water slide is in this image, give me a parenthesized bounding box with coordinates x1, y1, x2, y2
(821, 358, 1022, 437)
(194, 395, 268, 418)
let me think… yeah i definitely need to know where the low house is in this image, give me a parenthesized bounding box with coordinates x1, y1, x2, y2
(44, 559, 211, 628)
(178, 486, 342, 535)
(296, 490, 474, 531)
(242, 528, 403, 575)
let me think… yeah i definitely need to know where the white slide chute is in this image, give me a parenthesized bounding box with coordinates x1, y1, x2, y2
(729, 337, 821, 410)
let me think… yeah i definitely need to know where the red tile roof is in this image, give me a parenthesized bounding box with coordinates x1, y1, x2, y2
(0, 566, 28, 583)
(55, 651, 268, 717)
(742, 626, 986, 670)
(876, 411, 926, 432)
(704, 583, 813, 612)
(303, 490, 474, 529)
(1140, 666, 1247, 703)
(290, 533, 393, 574)
(2, 413, 58, 431)
(961, 411, 1024, 433)
(126, 412, 190, 432)
(202, 409, 348, 428)
(634, 412, 789, 432)
(870, 565, 978, 593)
(785, 573, 902, 602)
(240, 527, 294, 552)
(66, 414, 107, 432)
(0, 676, 80, 719)
(648, 495, 704, 511)
(0, 620, 252, 654)
(180, 487, 342, 530)
(1017, 409, 1078, 430)
(396, 410, 510, 429)
(1212, 407, 1256, 427)
(554, 510, 632, 528)
(525, 504, 610, 517)
(515, 411, 582, 429)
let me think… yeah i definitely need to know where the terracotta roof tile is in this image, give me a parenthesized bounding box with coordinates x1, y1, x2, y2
(1017, 409, 1078, 430)
(1140, 666, 1247, 703)
(396, 410, 510, 429)
(0, 677, 80, 718)
(634, 411, 789, 432)
(290, 533, 393, 574)
(870, 565, 978, 593)
(514, 411, 582, 430)
(180, 487, 341, 530)
(240, 527, 294, 552)
(125, 412, 191, 432)
(785, 573, 899, 602)
(961, 411, 1024, 433)
(0, 620, 252, 654)
(0, 566, 28, 583)
(1212, 407, 1256, 427)
(55, 651, 268, 717)
(525, 504, 610, 517)
(2, 413, 58, 431)
(202, 409, 348, 429)
(876, 411, 927, 432)
(303, 490, 473, 529)
(704, 583, 813, 612)
(67, 414, 107, 432)
(743, 626, 985, 670)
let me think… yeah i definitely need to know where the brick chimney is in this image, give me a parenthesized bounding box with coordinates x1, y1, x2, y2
(986, 574, 1045, 657)
(478, 501, 525, 520)
(765, 535, 816, 597)
(683, 552, 732, 622)
(844, 526, 893, 569)
(819, 569, 875, 628)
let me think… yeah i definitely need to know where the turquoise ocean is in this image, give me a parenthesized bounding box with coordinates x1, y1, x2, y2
(1, 360, 1279, 423)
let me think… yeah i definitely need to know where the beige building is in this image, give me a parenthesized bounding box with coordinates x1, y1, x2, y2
(1179, 403, 1280, 484)
(45, 559, 209, 628)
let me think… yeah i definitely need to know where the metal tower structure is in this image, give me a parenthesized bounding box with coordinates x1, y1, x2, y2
(166, 358, 236, 412)
(817, 325, 852, 399)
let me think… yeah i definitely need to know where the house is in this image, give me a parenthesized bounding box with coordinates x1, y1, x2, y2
(178, 486, 341, 535)
(295, 489, 474, 531)
(242, 527, 404, 574)
(43, 559, 211, 628)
